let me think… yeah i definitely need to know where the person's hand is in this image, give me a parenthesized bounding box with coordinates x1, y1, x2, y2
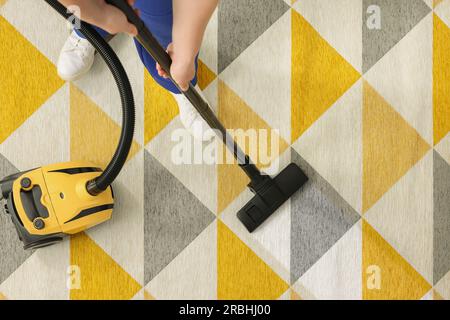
(156, 43, 196, 91)
(98, 0, 138, 36)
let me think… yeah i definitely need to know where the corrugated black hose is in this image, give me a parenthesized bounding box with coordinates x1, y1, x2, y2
(44, 0, 135, 195)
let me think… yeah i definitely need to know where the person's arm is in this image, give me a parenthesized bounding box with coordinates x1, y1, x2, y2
(58, 0, 137, 36)
(157, 0, 219, 91)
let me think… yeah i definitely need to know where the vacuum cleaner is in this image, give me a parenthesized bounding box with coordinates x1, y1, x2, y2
(0, 0, 135, 250)
(0, 0, 308, 250)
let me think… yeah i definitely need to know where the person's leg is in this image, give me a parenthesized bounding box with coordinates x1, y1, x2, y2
(57, 25, 112, 81)
(134, 0, 211, 140)
(134, 0, 197, 94)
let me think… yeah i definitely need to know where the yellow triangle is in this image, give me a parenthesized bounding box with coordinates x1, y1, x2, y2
(70, 232, 142, 300)
(0, 293, 7, 300)
(197, 59, 217, 91)
(0, 0, 7, 7)
(433, 14, 450, 145)
(144, 290, 156, 300)
(217, 81, 289, 213)
(362, 221, 431, 300)
(144, 71, 179, 145)
(291, 10, 360, 142)
(362, 82, 430, 213)
(433, 289, 445, 300)
(0, 16, 65, 144)
(70, 84, 141, 168)
(290, 289, 302, 300)
(218, 221, 289, 299)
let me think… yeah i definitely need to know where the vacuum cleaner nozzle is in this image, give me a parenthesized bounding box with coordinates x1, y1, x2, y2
(237, 163, 308, 233)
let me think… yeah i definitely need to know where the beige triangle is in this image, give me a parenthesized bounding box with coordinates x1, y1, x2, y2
(0, 240, 70, 299)
(295, 222, 362, 300)
(70, 84, 141, 168)
(293, 80, 362, 214)
(364, 13, 433, 145)
(0, 84, 69, 171)
(365, 152, 433, 283)
(435, 270, 450, 299)
(85, 150, 144, 283)
(217, 81, 289, 213)
(146, 222, 217, 300)
(363, 82, 430, 213)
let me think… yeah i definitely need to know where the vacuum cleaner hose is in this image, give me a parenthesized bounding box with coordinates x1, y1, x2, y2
(44, 0, 135, 195)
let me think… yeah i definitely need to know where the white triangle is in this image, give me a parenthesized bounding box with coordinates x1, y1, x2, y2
(146, 221, 217, 300)
(74, 34, 145, 144)
(220, 148, 292, 282)
(423, 0, 433, 8)
(435, 133, 450, 165)
(145, 114, 217, 214)
(435, 0, 450, 28)
(0, 240, 70, 299)
(86, 150, 144, 284)
(365, 151, 434, 283)
(219, 11, 292, 143)
(435, 270, 450, 299)
(293, 221, 362, 300)
(200, 8, 218, 74)
(282, 0, 293, 7)
(131, 289, 144, 300)
(1, 0, 71, 64)
(421, 290, 434, 300)
(293, 80, 362, 214)
(203, 78, 219, 114)
(0, 84, 70, 171)
(364, 13, 433, 144)
(293, 0, 363, 73)
(278, 289, 291, 300)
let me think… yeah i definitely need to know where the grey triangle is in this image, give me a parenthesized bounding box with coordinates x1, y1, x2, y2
(0, 154, 34, 284)
(434, 151, 450, 285)
(144, 151, 216, 284)
(290, 149, 360, 284)
(362, 0, 431, 73)
(218, 0, 289, 73)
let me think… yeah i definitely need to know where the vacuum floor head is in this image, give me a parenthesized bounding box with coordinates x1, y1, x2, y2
(237, 163, 308, 232)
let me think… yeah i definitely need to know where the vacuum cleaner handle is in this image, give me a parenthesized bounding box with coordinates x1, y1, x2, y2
(106, 0, 264, 183)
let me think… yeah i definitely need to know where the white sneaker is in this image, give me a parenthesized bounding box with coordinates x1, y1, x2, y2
(57, 31, 96, 81)
(172, 85, 215, 141)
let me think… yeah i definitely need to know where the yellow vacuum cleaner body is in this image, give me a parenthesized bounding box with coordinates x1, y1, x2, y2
(0, 162, 114, 250)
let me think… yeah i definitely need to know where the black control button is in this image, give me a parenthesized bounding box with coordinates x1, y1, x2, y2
(33, 218, 45, 230)
(20, 178, 32, 189)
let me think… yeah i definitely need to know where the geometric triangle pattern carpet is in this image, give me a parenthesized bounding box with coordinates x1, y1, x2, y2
(1, 0, 449, 300)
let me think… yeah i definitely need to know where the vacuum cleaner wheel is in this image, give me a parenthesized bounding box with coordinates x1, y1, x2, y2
(23, 237, 63, 250)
